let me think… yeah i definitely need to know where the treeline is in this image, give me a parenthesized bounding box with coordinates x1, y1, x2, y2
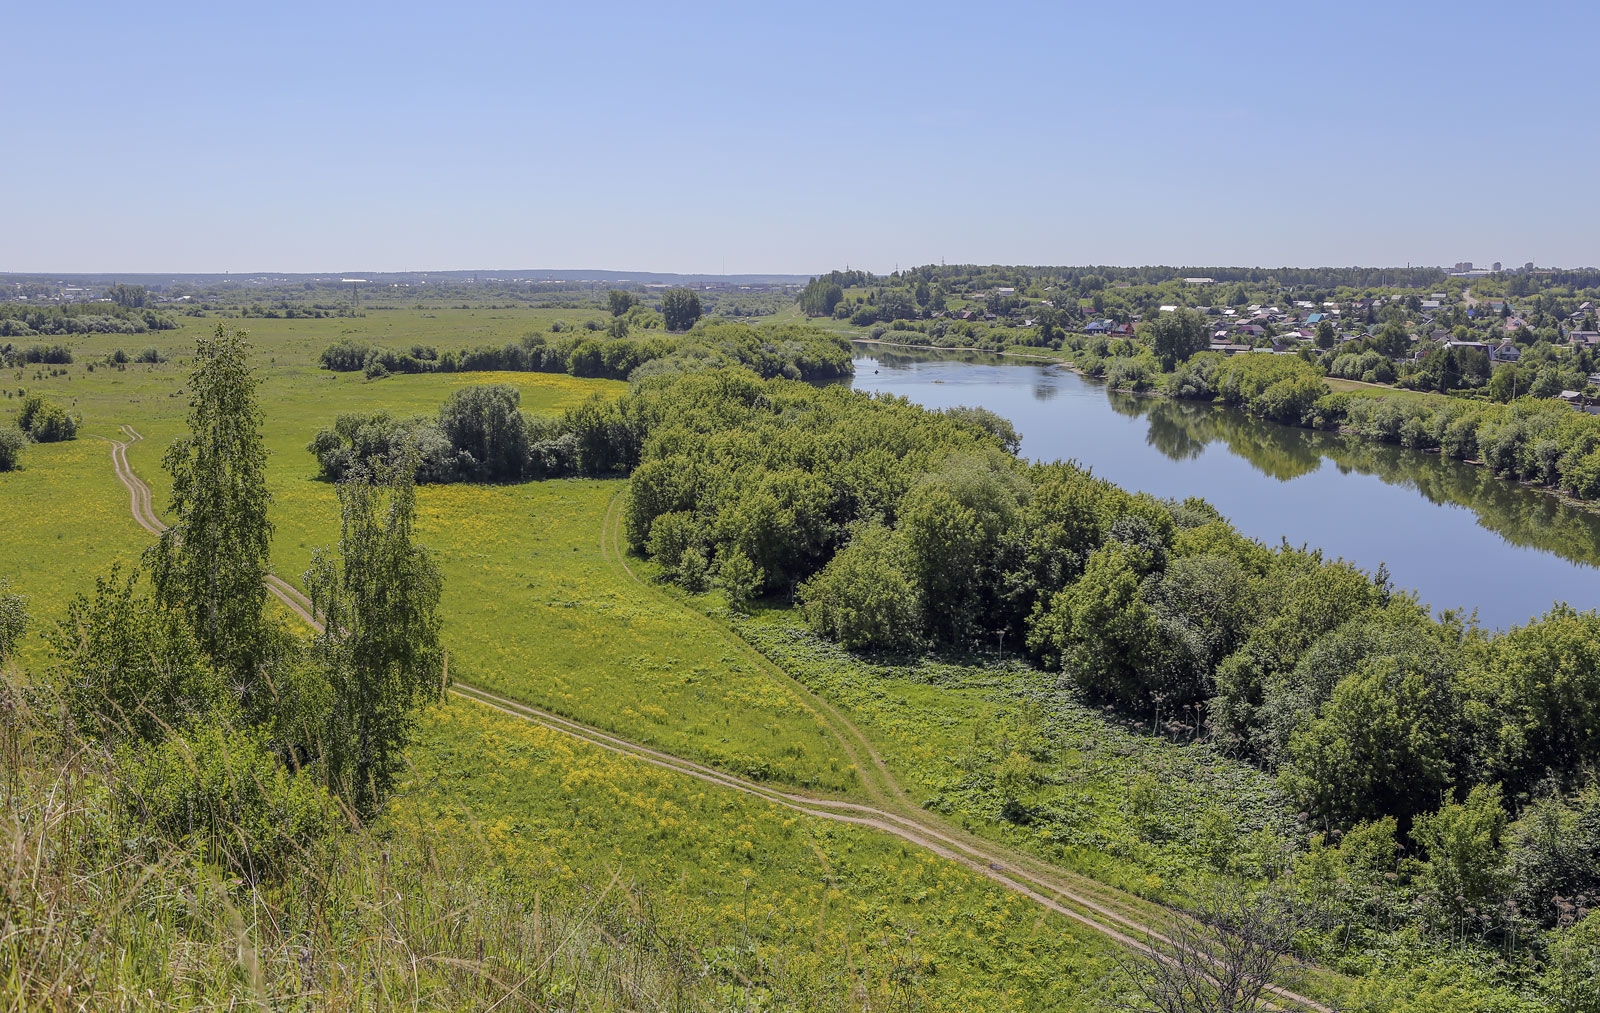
(893, 263, 1451, 291)
(1084, 347, 1600, 500)
(318, 319, 853, 384)
(0, 302, 179, 336)
(1, 342, 73, 365)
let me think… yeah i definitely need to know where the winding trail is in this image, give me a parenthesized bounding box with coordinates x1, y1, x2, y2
(101, 426, 1332, 1012)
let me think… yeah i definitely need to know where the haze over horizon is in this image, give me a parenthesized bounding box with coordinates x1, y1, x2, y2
(5, 0, 1595, 275)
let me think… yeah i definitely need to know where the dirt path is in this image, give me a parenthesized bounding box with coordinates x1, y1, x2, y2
(102, 426, 1332, 1013)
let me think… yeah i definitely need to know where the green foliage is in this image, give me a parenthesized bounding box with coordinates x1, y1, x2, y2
(624, 368, 1010, 600)
(798, 522, 923, 650)
(605, 288, 637, 316)
(798, 277, 845, 317)
(660, 286, 703, 331)
(1351, 957, 1542, 1013)
(1503, 786, 1600, 929)
(17, 393, 79, 442)
(1542, 910, 1600, 1013)
(899, 451, 1027, 640)
(46, 566, 223, 746)
(0, 301, 177, 337)
(0, 575, 25, 661)
(436, 383, 529, 481)
(0, 423, 24, 470)
(1316, 318, 1336, 349)
(1033, 544, 1164, 707)
(319, 318, 852, 384)
(305, 460, 444, 816)
(115, 724, 338, 883)
(714, 547, 762, 605)
(307, 409, 456, 482)
(1479, 607, 1600, 797)
(146, 325, 273, 694)
(1412, 784, 1509, 929)
(107, 283, 150, 308)
(1279, 652, 1461, 832)
(1145, 307, 1209, 370)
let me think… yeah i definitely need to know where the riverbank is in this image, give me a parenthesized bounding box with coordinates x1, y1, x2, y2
(1074, 360, 1600, 520)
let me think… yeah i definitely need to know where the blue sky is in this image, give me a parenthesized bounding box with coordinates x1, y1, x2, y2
(4, 0, 1595, 274)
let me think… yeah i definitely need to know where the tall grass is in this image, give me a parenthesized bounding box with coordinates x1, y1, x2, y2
(0, 663, 858, 1012)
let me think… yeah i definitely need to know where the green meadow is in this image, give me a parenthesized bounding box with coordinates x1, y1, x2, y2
(0, 307, 1354, 1009)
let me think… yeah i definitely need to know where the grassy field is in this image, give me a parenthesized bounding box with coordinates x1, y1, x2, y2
(721, 608, 1296, 902)
(0, 308, 1336, 1008)
(3, 334, 854, 791)
(400, 699, 1122, 1011)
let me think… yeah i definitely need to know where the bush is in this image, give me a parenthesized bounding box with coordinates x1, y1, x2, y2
(17, 393, 77, 442)
(46, 566, 223, 746)
(116, 724, 338, 883)
(716, 549, 763, 605)
(320, 340, 371, 371)
(0, 424, 24, 471)
(23, 344, 72, 364)
(135, 346, 164, 363)
(1542, 910, 1600, 1012)
(0, 575, 25, 661)
(1105, 355, 1157, 391)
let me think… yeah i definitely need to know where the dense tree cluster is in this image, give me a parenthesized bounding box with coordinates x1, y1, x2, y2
(318, 320, 852, 384)
(1, 342, 73, 364)
(613, 371, 1600, 870)
(0, 302, 177, 337)
(798, 277, 845, 317)
(308, 382, 650, 483)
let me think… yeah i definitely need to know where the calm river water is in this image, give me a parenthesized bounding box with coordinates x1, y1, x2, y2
(848, 343, 1600, 629)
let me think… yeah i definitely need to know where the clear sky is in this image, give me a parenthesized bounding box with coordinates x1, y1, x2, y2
(4, 0, 1595, 275)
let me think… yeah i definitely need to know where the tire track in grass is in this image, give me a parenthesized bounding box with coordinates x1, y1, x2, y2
(102, 425, 1332, 1013)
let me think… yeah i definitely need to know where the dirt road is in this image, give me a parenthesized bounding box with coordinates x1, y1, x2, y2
(102, 425, 1332, 1012)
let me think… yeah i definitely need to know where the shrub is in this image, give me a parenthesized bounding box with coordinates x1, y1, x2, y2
(46, 566, 223, 746)
(716, 549, 763, 605)
(17, 393, 77, 442)
(115, 724, 338, 883)
(0, 576, 25, 661)
(0, 424, 24, 471)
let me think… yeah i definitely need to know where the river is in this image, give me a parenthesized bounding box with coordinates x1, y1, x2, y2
(848, 343, 1600, 629)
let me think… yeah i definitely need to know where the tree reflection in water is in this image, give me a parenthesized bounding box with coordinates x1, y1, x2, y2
(1104, 388, 1600, 567)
